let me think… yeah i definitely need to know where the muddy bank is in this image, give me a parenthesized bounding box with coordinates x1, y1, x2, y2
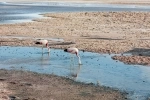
(112, 48, 150, 66)
(0, 69, 127, 100)
(112, 55, 150, 66)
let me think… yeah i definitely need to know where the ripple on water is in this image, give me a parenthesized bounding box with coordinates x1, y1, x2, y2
(0, 46, 150, 100)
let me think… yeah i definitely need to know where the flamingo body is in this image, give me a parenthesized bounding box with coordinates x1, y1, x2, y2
(64, 47, 78, 54)
(35, 39, 48, 45)
(35, 39, 50, 53)
(64, 47, 82, 65)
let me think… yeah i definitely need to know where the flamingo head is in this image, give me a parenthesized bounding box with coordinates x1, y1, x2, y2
(64, 49, 67, 52)
(35, 42, 41, 44)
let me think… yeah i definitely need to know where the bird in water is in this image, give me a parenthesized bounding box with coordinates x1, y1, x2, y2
(35, 39, 50, 53)
(64, 47, 82, 65)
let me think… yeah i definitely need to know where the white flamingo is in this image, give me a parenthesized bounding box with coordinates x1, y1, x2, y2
(64, 47, 82, 65)
(35, 39, 50, 53)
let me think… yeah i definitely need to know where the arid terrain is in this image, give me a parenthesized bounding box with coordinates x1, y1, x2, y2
(0, 0, 150, 100)
(1, 12, 150, 65)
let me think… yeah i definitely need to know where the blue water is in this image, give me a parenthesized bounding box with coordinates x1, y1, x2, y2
(0, 2, 150, 24)
(0, 46, 150, 100)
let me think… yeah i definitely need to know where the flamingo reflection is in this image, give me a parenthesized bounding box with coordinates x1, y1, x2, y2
(40, 52, 50, 67)
(68, 64, 82, 80)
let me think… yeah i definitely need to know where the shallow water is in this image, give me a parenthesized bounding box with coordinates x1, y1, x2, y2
(0, 2, 150, 24)
(0, 46, 150, 100)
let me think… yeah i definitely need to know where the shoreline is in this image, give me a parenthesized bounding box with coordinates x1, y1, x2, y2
(0, 1, 150, 99)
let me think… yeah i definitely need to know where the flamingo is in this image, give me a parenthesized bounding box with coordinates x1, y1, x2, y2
(64, 47, 82, 65)
(35, 39, 50, 53)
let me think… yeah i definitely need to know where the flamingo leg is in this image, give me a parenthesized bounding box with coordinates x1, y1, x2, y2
(76, 54, 82, 65)
(42, 45, 43, 54)
(70, 54, 74, 66)
(48, 47, 50, 53)
(48, 52, 50, 57)
(46, 44, 50, 53)
(73, 54, 75, 66)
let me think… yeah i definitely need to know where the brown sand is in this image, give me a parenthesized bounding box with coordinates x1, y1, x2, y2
(0, 82, 12, 100)
(0, 0, 150, 99)
(0, 69, 127, 100)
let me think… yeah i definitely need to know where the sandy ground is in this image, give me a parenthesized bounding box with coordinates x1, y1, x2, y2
(0, 0, 150, 100)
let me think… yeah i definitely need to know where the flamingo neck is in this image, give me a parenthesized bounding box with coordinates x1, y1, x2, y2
(46, 43, 48, 47)
(46, 43, 50, 52)
(76, 53, 81, 65)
